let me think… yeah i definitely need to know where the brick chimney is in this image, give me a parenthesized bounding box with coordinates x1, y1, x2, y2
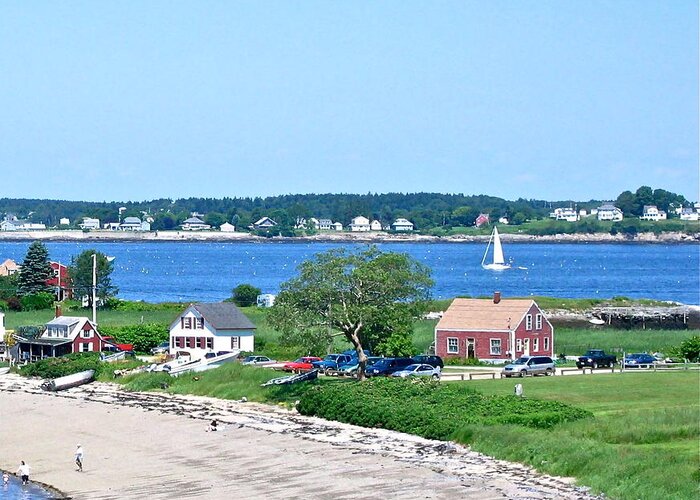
(55, 304, 62, 317)
(493, 291, 501, 304)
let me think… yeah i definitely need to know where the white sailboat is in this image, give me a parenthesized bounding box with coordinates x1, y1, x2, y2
(481, 227, 511, 270)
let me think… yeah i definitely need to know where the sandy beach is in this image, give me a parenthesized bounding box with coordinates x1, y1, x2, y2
(0, 374, 600, 499)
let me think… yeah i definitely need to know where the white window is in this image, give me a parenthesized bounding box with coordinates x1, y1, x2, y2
(525, 314, 533, 330)
(196, 317, 205, 329)
(490, 339, 502, 355)
(533, 338, 539, 352)
(80, 343, 91, 352)
(231, 337, 240, 349)
(447, 337, 459, 354)
(516, 339, 522, 352)
(536, 314, 543, 330)
(544, 336, 550, 352)
(82, 330, 92, 338)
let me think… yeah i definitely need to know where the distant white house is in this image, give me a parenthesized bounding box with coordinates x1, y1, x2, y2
(640, 206, 667, 221)
(0, 219, 46, 231)
(550, 207, 579, 222)
(104, 222, 120, 231)
(79, 217, 101, 230)
(597, 203, 623, 221)
(219, 222, 236, 232)
(251, 217, 277, 230)
(119, 217, 150, 231)
(370, 220, 383, 231)
(317, 219, 333, 230)
(181, 217, 211, 231)
(169, 303, 256, 359)
(498, 216, 509, 225)
(256, 294, 276, 308)
(350, 216, 370, 232)
(332, 222, 343, 231)
(679, 208, 699, 221)
(391, 218, 414, 231)
(59, 218, 70, 226)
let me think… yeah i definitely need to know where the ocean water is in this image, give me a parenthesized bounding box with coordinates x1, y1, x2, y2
(0, 241, 698, 304)
(1, 473, 56, 499)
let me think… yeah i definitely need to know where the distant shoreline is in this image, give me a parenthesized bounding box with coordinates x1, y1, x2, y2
(0, 229, 697, 244)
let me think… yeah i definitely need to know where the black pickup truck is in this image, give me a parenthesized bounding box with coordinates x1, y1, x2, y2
(576, 349, 617, 369)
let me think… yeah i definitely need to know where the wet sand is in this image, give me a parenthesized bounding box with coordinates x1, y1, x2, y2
(0, 375, 598, 499)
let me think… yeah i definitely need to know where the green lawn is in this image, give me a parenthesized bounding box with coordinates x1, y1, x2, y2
(554, 328, 697, 356)
(4, 307, 183, 329)
(461, 372, 700, 499)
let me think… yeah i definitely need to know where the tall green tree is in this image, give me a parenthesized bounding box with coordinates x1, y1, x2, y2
(69, 250, 118, 308)
(267, 246, 433, 380)
(230, 284, 261, 307)
(17, 241, 54, 296)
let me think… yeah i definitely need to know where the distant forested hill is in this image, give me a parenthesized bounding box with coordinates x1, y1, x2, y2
(0, 186, 689, 233)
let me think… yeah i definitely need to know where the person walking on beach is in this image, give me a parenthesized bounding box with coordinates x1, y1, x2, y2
(17, 461, 29, 485)
(75, 444, 84, 472)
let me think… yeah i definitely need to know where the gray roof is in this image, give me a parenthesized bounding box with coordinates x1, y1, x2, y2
(192, 303, 256, 330)
(122, 217, 141, 224)
(46, 316, 82, 327)
(19, 338, 72, 346)
(184, 217, 205, 224)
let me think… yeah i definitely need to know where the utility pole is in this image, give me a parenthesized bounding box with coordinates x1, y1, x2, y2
(92, 253, 97, 324)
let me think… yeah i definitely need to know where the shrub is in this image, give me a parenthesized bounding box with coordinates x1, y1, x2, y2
(99, 323, 169, 352)
(20, 352, 104, 379)
(231, 284, 261, 307)
(297, 378, 592, 441)
(20, 292, 54, 311)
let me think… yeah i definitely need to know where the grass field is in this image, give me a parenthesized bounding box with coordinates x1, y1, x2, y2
(462, 371, 700, 499)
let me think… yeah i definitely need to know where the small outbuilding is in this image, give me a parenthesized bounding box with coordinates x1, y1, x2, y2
(435, 293, 553, 363)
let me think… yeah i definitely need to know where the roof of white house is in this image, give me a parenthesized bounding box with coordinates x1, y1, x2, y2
(190, 303, 256, 330)
(183, 217, 205, 224)
(122, 216, 141, 224)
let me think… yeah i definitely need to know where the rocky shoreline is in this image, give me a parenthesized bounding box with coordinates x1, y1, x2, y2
(0, 229, 697, 244)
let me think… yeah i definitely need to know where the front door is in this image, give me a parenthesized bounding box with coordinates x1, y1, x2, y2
(523, 338, 530, 357)
(466, 338, 475, 359)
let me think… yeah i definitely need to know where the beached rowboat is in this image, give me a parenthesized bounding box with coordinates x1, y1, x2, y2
(261, 369, 319, 387)
(41, 369, 95, 391)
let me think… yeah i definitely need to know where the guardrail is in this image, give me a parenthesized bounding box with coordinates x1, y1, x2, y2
(441, 371, 499, 381)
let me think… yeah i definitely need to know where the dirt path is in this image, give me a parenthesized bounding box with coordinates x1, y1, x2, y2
(0, 374, 598, 499)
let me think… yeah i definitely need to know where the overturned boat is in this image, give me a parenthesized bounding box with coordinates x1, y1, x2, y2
(261, 369, 319, 387)
(167, 350, 240, 377)
(41, 369, 95, 391)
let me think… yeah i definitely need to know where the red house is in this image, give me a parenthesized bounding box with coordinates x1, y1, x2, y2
(15, 315, 106, 362)
(435, 293, 553, 362)
(47, 261, 72, 300)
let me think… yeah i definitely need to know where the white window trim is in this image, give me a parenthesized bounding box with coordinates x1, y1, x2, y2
(525, 314, 533, 330)
(516, 339, 522, 352)
(533, 338, 539, 352)
(489, 338, 502, 355)
(447, 337, 459, 354)
(544, 336, 550, 352)
(535, 314, 543, 330)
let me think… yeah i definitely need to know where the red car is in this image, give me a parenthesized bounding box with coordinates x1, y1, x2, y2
(282, 356, 322, 373)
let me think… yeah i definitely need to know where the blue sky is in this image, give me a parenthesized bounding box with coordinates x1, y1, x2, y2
(1, 1, 697, 202)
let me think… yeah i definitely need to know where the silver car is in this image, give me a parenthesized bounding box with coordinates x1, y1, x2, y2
(502, 356, 555, 377)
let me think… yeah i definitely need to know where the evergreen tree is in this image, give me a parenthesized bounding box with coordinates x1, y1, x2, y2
(17, 241, 54, 296)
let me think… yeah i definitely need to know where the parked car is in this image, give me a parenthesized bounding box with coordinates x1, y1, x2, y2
(502, 356, 555, 377)
(312, 354, 353, 372)
(337, 356, 384, 375)
(576, 349, 617, 369)
(282, 356, 323, 372)
(412, 355, 444, 369)
(365, 357, 414, 377)
(624, 353, 657, 368)
(392, 363, 441, 380)
(241, 355, 277, 366)
(150, 341, 170, 355)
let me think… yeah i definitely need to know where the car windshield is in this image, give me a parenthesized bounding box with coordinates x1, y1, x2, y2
(512, 358, 529, 365)
(243, 356, 254, 362)
(403, 364, 421, 371)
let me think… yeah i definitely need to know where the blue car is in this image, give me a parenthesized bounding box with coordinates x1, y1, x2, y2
(624, 353, 657, 368)
(365, 357, 414, 377)
(312, 354, 354, 372)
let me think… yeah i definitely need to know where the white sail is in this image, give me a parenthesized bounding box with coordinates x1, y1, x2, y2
(482, 226, 511, 270)
(492, 227, 505, 265)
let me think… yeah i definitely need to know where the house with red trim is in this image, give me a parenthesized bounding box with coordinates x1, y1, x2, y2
(169, 302, 256, 360)
(434, 293, 553, 363)
(47, 261, 72, 301)
(15, 314, 106, 362)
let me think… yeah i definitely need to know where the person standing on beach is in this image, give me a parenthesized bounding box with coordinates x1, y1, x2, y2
(75, 444, 84, 472)
(17, 461, 29, 485)
(3, 470, 10, 485)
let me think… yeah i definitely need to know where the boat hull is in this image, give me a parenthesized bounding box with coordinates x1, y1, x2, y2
(482, 263, 511, 271)
(41, 369, 95, 392)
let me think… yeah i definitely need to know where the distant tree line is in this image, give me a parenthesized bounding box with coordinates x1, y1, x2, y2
(0, 186, 691, 233)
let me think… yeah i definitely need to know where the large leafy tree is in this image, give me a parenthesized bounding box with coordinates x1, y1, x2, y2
(230, 284, 261, 307)
(17, 241, 54, 296)
(268, 246, 433, 380)
(69, 250, 118, 307)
